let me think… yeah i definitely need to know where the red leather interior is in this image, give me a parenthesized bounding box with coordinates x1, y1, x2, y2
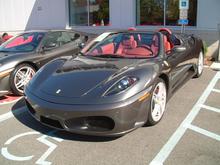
(101, 43, 114, 54)
(6, 36, 33, 48)
(163, 35, 171, 52)
(125, 47, 152, 57)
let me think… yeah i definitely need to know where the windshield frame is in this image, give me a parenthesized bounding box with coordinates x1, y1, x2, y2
(0, 32, 46, 53)
(83, 32, 161, 59)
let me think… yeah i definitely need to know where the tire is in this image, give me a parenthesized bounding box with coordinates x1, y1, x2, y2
(147, 78, 167, 126)
(194, 51, 204, 78)
(10, 64, 36, 96)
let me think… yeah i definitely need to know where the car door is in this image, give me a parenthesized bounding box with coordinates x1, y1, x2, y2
(165, 35, 193, 92)
(37, 31, 81, 66)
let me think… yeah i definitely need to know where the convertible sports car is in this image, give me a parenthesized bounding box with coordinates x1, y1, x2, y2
(25, 28, 204, 136)
(0, 30, 89, 96)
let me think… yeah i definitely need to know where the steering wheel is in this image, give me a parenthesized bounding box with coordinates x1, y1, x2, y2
(137, 45, 153, 55)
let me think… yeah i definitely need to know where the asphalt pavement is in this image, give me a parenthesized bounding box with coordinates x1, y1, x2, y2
(0, 68, 219, 165)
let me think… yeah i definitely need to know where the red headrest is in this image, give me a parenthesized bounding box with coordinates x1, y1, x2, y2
(158, 28, 172, 35)
(128, 27, 137, 31)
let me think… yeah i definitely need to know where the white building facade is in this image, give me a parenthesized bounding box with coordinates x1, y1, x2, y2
(0, 0, 220, 46)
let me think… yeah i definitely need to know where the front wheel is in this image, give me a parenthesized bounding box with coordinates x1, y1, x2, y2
(147, 79, 167, 126)
(10, 64, 36, 96)
(194, 51, 204, 78)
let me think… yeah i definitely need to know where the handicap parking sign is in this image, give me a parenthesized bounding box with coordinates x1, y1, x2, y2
(178, 19, 189, 25)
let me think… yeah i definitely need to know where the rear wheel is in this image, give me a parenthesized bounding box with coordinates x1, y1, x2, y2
(147, 78, 167, 126)
(194, 51, 204, 78)
(10, 64, 36, 96)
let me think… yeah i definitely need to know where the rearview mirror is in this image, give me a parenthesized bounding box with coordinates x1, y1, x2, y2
(173, 46, 186, 53)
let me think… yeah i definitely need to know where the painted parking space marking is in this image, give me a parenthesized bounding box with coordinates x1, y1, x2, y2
(187, 124, 220, 142)
(212, 88, 220, 93)
(150, 71, 220, 165)
(200, 104, 220, 113)
(0, 107, 26, 123)
(1, 132, 40, 161)
(1, 130, 63, 165)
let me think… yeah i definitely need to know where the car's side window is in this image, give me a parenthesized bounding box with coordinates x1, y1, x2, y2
(42, 31, 81, 51)
(41, 32, 61, 50)
(56, 32, 73, 45)
(67, 32, 80, 42)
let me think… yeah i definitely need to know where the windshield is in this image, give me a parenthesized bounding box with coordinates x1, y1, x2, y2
(84, 32, 160, 58)
(0, 32, 45, 52)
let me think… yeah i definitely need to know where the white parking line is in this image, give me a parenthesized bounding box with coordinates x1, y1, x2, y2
(212, 88, 220, 93)
(188, 124, 220, 141)
(0, 107, 26, 123)
(200, 104, 220, 113)
(150, 71, 220, 165)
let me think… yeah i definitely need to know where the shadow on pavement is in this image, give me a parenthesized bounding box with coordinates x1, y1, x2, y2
(11, 98, 119, 142)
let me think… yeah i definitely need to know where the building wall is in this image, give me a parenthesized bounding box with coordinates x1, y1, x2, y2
(110, 0, 136, 28)
(0, 0, 36, 32)
(0, 0, 220, 32)
(0, 0, 67, 33)
(197, 0, 220, 30)
(0, 0, 219, 52)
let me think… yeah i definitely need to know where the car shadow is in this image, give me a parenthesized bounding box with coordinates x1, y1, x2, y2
(12, 98, 119, 142)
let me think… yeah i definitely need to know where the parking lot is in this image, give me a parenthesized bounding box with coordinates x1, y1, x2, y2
(0, 68, 219, 165)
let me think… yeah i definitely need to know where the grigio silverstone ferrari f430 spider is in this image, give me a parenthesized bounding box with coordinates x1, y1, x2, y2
(25, 28, 204, 136)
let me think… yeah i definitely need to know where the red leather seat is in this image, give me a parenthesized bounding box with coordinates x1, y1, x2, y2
(101, 43, 115, 54)
(163, 35, 171, 52)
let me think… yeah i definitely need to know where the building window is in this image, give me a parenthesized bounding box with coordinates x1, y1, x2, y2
(136, 0, 164, 26)
(136, 0, 197, 26)
(69, 0, 109, 26)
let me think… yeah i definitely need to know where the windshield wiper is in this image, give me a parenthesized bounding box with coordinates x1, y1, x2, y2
(0, 50, 10, 52)
(93, 54, 125, 58)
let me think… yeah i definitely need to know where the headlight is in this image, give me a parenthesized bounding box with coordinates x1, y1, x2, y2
(105, 76, 139, 96)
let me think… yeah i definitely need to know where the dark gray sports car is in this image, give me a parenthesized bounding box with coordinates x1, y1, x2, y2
(0, 30, 89, 96)
(25, 28, 204, 136)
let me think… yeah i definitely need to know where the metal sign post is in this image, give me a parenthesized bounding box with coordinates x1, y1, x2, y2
(179, 0, 189, 33)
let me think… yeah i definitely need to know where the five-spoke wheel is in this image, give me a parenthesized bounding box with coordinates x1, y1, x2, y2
(148, 79, 167, 125)
(10, 64, 36, 95)
(194, 51, 204, 78)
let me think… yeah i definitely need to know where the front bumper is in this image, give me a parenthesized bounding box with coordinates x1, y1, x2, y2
(25, 88, 152, 136)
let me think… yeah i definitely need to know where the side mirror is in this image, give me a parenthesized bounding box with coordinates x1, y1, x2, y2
(173, 46, 186, 53)
(78, 43, 85, 49)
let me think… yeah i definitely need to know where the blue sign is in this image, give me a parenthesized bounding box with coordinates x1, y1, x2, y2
(178, 19, 189, 25)
(179, 0, 189, 10)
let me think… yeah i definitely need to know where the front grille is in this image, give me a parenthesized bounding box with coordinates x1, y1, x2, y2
(25, 100, 36, 115)
(40, 116, 63, 129)
(65, 116, 115, 132)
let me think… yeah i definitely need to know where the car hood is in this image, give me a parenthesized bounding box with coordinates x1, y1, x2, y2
(33, 56, 140, 97)
(27, 55, 159, 104)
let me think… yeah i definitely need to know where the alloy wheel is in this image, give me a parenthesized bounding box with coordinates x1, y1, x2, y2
(197, 51, 204, 76)
(150, 81, 167, 122)
(14, 66, 36, 94)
